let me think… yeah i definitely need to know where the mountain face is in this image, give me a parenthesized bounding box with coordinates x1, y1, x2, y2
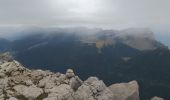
(0, 38, 11, 51)
(0, 27, 169, 100)
(118, 28, 161, 51)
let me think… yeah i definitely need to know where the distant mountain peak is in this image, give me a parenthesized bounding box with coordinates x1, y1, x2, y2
(113, 28, 163, 51)
(78, 28, 162, 51)
(119, 28, 155, 40)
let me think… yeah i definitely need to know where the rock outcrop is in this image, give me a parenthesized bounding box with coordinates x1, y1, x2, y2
(0, 52, 13, 64)
(0, 60, 163, 100)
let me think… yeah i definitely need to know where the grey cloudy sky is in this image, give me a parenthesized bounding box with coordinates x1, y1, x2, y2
(0, 0, 169, 30)
(0, 0, 170, 47)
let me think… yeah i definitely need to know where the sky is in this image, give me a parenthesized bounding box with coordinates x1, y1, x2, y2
(0, 0, 170, 46)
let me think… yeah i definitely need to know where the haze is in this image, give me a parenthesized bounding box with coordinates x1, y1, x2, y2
(0, 0, 170, 46)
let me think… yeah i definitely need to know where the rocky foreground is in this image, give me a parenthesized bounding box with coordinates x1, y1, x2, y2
(0, 59, 164, 100)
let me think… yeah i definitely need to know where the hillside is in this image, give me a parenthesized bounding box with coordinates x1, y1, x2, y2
(0, 27, 169, 99)
(0, 38, 11, 51)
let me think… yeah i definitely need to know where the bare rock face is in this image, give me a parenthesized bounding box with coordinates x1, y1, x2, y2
(151, 96, 164, 100)
(109, 81, 139, 100)
(0, 60, 25, 78)
(0, 52, 13, 64)
(0, 60, 142, 100)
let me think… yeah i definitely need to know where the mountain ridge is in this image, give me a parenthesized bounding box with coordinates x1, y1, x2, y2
(0, 57, 164, 100)
(0, 27, 169, 99)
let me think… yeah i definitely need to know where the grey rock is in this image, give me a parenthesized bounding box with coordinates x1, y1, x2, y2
(14, 85, 43, 100)
(9, 97, 18, 100)
(73, 77, 113, 100)
(23, 85, 43, 100)
(66, 69, 75, 78)
(13, 85, 28, 96)
(109, 80, 139, 100)
(0, 52, 13, 63)
(0, 60, 25, 77)
(0, 78, 9, 98)
(43, 84, 73, 100)
(70, 76, 83, 91)
(38, 76, 57, 89)
(151, 96, 164, 100)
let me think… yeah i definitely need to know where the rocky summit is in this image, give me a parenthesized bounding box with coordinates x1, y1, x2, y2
(0, 60, 163, 100)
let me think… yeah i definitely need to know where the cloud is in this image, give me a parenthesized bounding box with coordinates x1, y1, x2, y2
(0, 0, 169, 30)
(0, 0, 170, 47)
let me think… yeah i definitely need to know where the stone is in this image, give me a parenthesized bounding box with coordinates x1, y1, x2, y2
(0, 52, 13, 63)
(44, 84, 73, 100)
(10, 75, 30, 85)
(72, 77, 113, 100)
(66, 69, 75, 78)
(14, 85, 43, 100)
(151, 96, 164, 100)
(0, 78, 9, 95)
(109, 80, 139, 100)
(6, 89, 15, 98)
(0, 61, 3, 65)
(0, 61, 25, 77)
(38, 76, 55, 88)
(22, 85, 43, 100)
(70, 76, 83, 91)
(9, 97, 18, 100)
(13, 85, 27, 96)
(25, 80, 33, 86)
(0, 73, 5, 78)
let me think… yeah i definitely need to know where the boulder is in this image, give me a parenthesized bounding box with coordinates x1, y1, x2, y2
(23, 85, 43, 99)
(13, 85, 27, 96)
(14, 85, 43, 100)
(73, 77, 113, 100)
(0, 52, 13, 63)
(38, 76, 57, 89)
(0, 78, 9, 99)
(43, 84, 73, 100)
(151, 96, 164, 100)
(109, 81, 139, 100)
(0, 61, 25, 77)
(9, 97, 18, 100)
(66, 69, 75, 78)
(70, 76, 83, 91)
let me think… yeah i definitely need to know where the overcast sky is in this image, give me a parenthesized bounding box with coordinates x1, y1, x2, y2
(0, 0, 169, 29)
(0, 0, 170, 46)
